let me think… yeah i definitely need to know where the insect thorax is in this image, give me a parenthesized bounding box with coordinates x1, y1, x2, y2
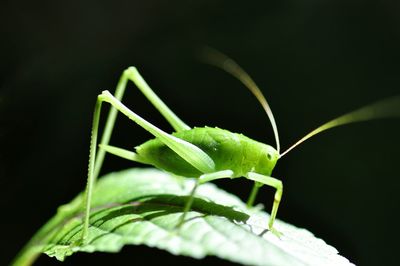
(135, 127, 279, 178)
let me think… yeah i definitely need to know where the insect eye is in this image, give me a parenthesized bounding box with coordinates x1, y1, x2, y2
(267, 153, 272, 160)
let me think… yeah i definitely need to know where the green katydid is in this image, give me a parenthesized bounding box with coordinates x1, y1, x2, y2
(81, 49, 400, 242)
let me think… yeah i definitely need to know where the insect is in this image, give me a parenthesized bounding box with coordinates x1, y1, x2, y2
(80, 48, 400, 241)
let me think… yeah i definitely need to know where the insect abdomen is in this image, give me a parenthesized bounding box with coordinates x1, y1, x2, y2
(136, 127, 236, 176)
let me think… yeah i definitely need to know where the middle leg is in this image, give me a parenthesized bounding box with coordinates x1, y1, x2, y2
(177, 170, 234, 227)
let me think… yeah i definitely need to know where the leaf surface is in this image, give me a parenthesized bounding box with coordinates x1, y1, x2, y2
(13, 168, 354, 266)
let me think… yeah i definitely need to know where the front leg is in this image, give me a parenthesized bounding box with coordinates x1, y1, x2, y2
(246, 172, 283, 233)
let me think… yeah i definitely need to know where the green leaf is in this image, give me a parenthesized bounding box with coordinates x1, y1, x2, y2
(13, 168, 354, 266)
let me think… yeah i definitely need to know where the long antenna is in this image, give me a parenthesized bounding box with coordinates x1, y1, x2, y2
(280, 95, 400, 157)
(200, 47, 281, 153)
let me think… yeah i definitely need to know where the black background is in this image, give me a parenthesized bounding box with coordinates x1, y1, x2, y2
(2, 1, 400, 265)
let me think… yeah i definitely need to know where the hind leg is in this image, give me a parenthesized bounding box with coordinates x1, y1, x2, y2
(94, 67, 190, 181)
(81, 91, 215, 242)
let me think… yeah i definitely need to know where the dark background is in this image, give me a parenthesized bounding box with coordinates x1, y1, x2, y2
(1, 1, 400, 265)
